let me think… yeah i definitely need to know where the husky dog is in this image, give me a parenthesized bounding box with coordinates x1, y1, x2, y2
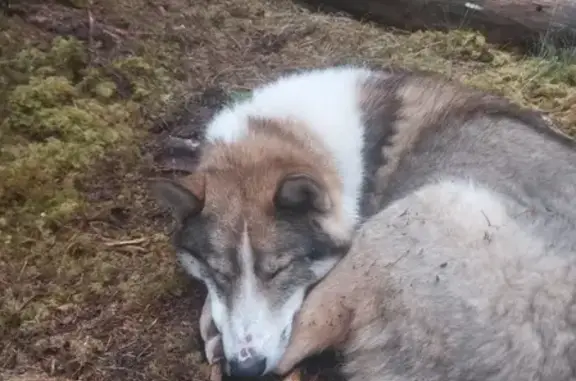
(151, 66, 576, 379)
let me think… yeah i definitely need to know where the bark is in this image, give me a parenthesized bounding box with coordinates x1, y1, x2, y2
(297, 0, 576, 51)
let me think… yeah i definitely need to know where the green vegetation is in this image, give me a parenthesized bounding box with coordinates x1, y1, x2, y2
(0, 37, 172, 223)
(0, 29, 179, 367)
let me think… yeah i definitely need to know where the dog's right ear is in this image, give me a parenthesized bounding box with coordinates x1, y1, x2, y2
(149, 175, 205, 221)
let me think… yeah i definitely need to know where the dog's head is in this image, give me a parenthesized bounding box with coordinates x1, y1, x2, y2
(151, 126, 353, 376)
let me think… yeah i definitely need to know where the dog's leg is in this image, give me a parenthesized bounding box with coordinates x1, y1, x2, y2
(283, 367, 303, 381)
(274, 282, 354, 375)
(200, 293, 223, 364)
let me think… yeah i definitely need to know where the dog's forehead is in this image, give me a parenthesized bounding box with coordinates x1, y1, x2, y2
(201, 170, 280, 235)
(199, 207, 308, 275)
(205, 206, 282, 256)
(206, 167, 280, 202)
(187, 155, 322, 267)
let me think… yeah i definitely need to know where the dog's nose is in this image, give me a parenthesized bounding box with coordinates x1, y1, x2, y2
(228, 355, 267, 377)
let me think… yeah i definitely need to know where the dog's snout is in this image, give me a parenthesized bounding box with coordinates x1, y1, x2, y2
(228, 350, 267, 378)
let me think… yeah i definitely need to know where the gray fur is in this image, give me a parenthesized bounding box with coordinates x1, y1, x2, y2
(337, 176, 576, 381)
(278, 68, 576, 381)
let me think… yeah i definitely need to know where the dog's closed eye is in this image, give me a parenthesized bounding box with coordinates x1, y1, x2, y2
(210, 269, 233, 287)
(306, 247, 327, 261)
(261, 264, 291, 281)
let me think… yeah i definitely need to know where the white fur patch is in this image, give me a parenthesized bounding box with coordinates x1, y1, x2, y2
(318, 213, 355, 246)
(412, 179, 509, 233)
(177, 251, 229, 343)
(310, 256, 342, 278)
(211, 226, 307, 373)
(176, 250, 203, 280)
(205, 66, 375, 226)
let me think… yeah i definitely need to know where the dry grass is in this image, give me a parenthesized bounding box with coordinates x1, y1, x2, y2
(0, 1, 574, 381)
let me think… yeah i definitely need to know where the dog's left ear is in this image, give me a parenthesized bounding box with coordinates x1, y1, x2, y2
(274, 173, 332, 213)
(149, 174, 205, 221)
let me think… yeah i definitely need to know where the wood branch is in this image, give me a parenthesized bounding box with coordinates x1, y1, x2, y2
(297, 0, 576, 51)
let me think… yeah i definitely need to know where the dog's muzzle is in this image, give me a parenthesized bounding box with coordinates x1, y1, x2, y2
(227, 348, 267, 377)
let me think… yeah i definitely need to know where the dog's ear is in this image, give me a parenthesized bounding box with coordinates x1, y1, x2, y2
(274, 173, 331, 213)
(150, 174, 205, 221)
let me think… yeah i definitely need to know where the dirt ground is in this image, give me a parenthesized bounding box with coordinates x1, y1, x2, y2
(0, 1, 575, 381)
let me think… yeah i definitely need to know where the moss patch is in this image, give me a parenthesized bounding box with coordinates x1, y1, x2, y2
(0, 36, 167, 221)
(0, 8, 191, 379)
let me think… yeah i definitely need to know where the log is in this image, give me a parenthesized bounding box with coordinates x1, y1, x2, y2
(296, 0, 576, 52)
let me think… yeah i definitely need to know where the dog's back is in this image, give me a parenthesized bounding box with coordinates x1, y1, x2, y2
(343, 179, 576, 381)
(276, 70, 576, 381)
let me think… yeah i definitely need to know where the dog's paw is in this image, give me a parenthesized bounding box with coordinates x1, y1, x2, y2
(283, 367, 303, 381)
(200, 294, 224, 365)
(204, 334, 224, 365)
(209, 361, 224, 381)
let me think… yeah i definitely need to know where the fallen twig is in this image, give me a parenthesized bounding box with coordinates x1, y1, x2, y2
(103, 237, 148, 247)
(87, 7, 95, 65)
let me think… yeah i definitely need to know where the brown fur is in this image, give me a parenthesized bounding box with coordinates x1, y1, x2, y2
(195, 117, 342, 223)
(152, 113, 354, 294)
(184, 116, 347, 263)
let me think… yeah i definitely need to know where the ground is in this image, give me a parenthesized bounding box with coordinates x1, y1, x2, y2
(0, 1, 575, 381)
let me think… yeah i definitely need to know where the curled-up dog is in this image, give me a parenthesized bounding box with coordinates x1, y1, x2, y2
(150, 66, 576, 379)
(274, 176, 576, 381)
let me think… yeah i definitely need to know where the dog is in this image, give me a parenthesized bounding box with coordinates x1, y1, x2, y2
(151, 66, 576, 379)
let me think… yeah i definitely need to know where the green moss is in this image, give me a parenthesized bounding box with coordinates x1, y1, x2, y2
(425, 30, 496, 63)
(93, 80, 118, 100)
(0, 36, 171, 224)
(0, 30, 179, 334)
(111, 56, 172, 102)
(229, 89, 253, 103)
